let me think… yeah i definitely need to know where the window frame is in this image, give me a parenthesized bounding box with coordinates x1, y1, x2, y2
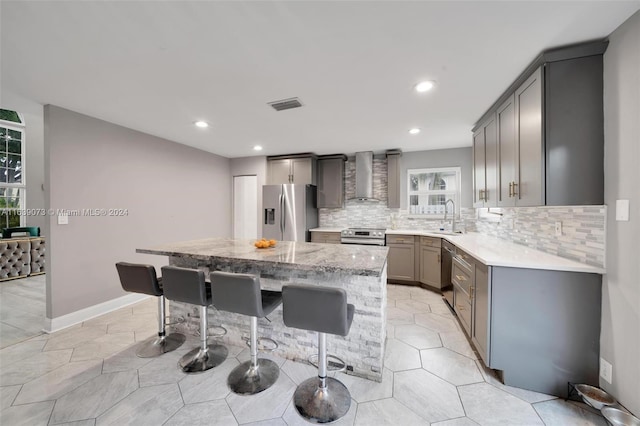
(0, 115, 26, 231)
(407, 166, 461, 218)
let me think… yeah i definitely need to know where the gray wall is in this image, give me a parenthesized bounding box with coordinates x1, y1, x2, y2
(601, 10, 640, 415)
(44, 106, 231, 318)
(400, 147, 473, 209)
(1, 89, 46, 231)
(230, 156, 267, 238)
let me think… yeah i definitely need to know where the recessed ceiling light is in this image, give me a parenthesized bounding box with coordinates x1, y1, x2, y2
(409, 128, 421, 135)
(415, 80, 436, 93)
(253, 145, 263, 151)
(194, 121, 209, 128)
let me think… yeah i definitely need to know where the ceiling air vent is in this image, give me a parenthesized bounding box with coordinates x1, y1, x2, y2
(268, 97, 303, 112)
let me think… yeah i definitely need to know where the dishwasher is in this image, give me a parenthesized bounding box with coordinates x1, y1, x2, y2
(441, 240, 455, 307)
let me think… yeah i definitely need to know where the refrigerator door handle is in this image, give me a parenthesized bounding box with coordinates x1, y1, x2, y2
(279, 193, 285, 235)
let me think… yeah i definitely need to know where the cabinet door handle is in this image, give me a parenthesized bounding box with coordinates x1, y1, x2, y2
(457, 305, 465, 311)
(512, 182, 518, 196)
(470, 286, 475, 298)
(455, 274, 467, 281)
(509, 182, 513, 197)
(437, 254, 441, 263)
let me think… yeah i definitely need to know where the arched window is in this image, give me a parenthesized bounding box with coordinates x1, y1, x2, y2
(0, 109, 26, 233)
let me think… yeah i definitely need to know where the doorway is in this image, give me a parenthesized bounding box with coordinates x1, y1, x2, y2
(233, 175, 258, 239)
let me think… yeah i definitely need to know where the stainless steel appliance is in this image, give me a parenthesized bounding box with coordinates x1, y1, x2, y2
(441, 239, 455, 307)
(340, 228, 386, 246)
(262, 184, 318, 242)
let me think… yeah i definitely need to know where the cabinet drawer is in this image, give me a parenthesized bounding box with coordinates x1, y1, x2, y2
(456, 249, 475, 266)
(311, 232, 341, 244)
(454, 283, 472, 335)
(386, 234, 415, 244)
(420, 236, 441, 248)
(452, 257, 473, 296)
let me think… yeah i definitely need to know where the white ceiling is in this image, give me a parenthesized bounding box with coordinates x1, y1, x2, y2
(2, 1, 639, 158)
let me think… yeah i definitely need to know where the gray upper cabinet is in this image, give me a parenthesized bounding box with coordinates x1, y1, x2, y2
(472, 127, 486, 208)
(386, 152, 401, 208)
(514, 67, 543, 206)
(267, 155, 317, 185)
(317, 155, 346, 208)
(472, 41, 607, 206)
(472, 115, 497, 208)
(268, 159, 293, 185)
(497, 95, 517, 207)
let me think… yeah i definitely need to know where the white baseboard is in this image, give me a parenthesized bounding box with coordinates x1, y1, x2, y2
(44, 293, 151, 333)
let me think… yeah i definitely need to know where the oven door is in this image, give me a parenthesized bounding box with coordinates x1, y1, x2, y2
(340, 237, 385, 246)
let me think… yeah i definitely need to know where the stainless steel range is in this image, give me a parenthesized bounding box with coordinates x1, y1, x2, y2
(340, 228, 386, 246)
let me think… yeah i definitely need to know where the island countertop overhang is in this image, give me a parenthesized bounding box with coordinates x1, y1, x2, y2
(137, 237, 389, 277)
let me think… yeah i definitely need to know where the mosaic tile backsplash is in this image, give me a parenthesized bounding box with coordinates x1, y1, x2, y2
(319, 157, 606, 268)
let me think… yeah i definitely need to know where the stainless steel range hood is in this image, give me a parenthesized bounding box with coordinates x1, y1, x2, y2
(351, 151, 378, 201)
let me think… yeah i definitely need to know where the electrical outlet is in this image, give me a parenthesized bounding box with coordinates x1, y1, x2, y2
(555, 221, 562, 236)
(600, 357, 613, 383)
(616, 199, 630, 221)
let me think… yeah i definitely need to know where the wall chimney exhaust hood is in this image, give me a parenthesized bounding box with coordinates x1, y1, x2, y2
(351, 151, 378, 201)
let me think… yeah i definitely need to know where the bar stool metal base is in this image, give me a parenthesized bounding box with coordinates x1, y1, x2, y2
(178, 344, 228, 374)
(293, 377, 351, 424)
(136, 333, 186, 358)
(228, 358, 280, 395)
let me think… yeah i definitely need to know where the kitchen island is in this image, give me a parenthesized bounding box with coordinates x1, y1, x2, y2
(137, 238, 389, 381)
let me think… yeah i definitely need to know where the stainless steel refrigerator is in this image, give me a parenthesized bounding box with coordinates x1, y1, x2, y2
(262, 184, 318, 242)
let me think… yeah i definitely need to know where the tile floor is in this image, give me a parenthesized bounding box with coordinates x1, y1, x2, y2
(0, 274, 46, 349)
(0, 283, 611, 425)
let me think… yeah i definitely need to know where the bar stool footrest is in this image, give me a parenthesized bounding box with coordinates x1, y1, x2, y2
(307, 353, 347, 373)
(242, 336, 279, 352)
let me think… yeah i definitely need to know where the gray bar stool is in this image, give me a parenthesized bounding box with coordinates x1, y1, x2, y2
(115, 262, 185, 358)
(161, 265, 228, 373)
(210, 271, 282, 395)
(282, 285, 354, 424)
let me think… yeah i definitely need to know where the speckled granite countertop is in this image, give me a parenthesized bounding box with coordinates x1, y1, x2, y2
(137, 237, 389, 276)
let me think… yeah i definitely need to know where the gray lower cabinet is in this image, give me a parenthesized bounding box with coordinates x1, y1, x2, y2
(472, 262, 490, 364)
(419, 237, 441, 288)
(317, 156, 346, 208)
(386, 235, 415, 282)
(310, 231, 341, 244)
(454, 256, 602, 398)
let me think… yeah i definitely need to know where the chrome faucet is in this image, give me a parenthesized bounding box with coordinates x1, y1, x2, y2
(444, 199, 456, 233)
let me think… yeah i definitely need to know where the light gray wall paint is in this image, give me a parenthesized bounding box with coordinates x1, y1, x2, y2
(44, 105, 231, 318)
(230, 156, 267, 238)
(1, 89, 46, 231)
(400, 147, 473, 209)
(601, 10, 640, 415)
